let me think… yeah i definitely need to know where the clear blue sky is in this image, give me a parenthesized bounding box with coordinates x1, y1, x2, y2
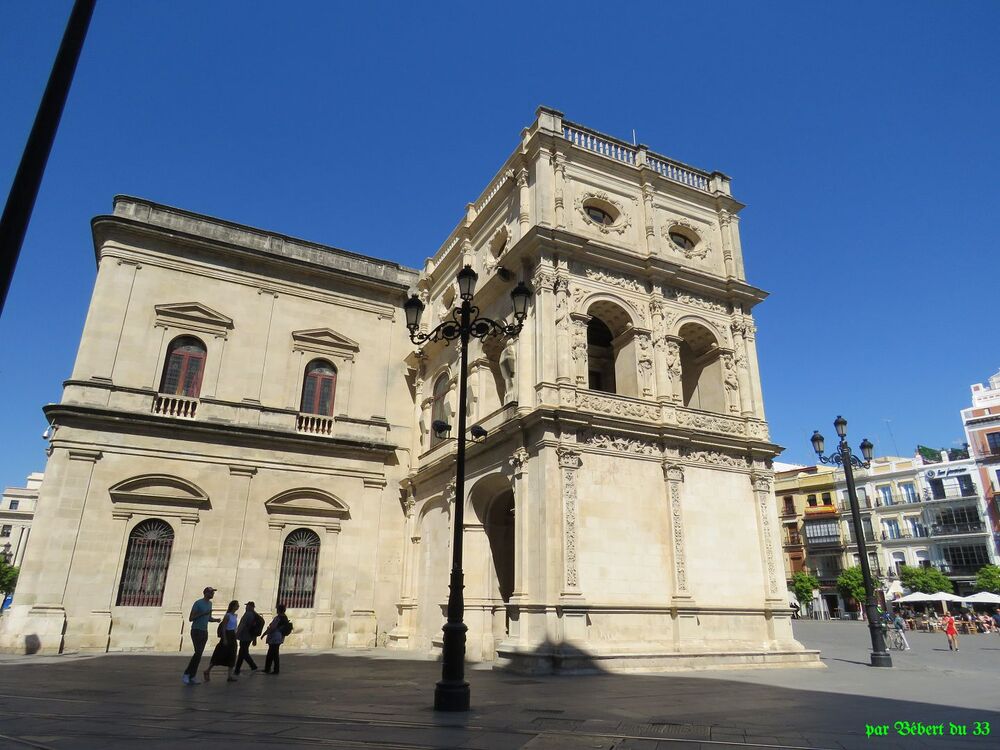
(1, 1, 997, 490)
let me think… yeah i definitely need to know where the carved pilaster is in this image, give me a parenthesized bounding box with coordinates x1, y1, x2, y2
(570, 312, 590, 386)
(731, 320, 755, 416)
(554, 276, 571, 384)
(557, 447, 582, 594)
(553, 153, 566, 228)
(719, 209, 736, 277)
(751, 472, 782, 600)
(721, 351, 740, 414)
(636, 331, 654, 398)
(641, 182, 656, 251)
(664, 337, 682, 403)
(662, 462, 690, 600)
(517, 168, 530, 234)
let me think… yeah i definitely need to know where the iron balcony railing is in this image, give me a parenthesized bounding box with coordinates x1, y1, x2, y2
(880, 529, 930, 541)
(930, 522, 987, 537)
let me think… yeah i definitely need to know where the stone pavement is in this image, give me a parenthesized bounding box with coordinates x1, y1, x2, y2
(0, 621, 997, 749)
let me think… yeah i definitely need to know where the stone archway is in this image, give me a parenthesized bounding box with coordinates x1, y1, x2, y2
(466, 473, 516, 660)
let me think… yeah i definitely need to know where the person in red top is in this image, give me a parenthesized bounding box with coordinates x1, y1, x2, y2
(942, 611, 959, 652)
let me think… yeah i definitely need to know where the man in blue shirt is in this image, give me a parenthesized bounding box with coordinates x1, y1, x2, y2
(182, 586, 220, 685)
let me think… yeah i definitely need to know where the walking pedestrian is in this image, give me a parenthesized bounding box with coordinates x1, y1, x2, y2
(205, 600, 240, 682)
(892, 611, 910, 650)
(263, 603, 292, 675)
(182, 586, 220, 685)
(942, 611, 959, 652)
(234, 601, 264, 675)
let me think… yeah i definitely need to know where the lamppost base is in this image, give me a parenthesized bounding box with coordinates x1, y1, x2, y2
(434, 679, 470, 712)
(870, 652, 893, 668)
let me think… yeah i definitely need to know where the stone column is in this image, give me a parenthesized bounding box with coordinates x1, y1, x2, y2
(721, 350, 740, 415)
(532, 265, 557, 388)
(731, 320, 755, 416)
(718, 209, 737, 278)
(508, 448, 530, 599)
(641, 182, 657, 256)
(553, 153, 567, 228)
(556, 447, 582, 599)
(388, 483, 419, 649)
(570, 313, 589, 386)
(348, 478, 387, 646)
(158, 517, 198, 651)
(636, 331, 654, 399)
(664, 337, 683, 403)
(662, 463, 691, 603)
(751, 472, 784, 604)
(742, 319, 766, 418)
(517, 168, 530, 237)
(554, 277, 571, 384)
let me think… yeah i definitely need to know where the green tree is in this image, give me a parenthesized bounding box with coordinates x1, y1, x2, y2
(0, 560, 18, 597)
(791, 571, 819, 610)
(836, 566, 880, 612)
(899, 564, 953, 594)
(975, 564, 1000, 594)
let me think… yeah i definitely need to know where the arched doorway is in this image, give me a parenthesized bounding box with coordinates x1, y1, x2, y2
(467, 473, 517, 660)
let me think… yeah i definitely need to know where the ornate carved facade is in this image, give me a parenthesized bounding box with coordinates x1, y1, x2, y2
(1, 108, 816, 671)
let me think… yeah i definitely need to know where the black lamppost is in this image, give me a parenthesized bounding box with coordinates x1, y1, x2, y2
(403, 266, 531, 712)
(811, 416, 892, 668)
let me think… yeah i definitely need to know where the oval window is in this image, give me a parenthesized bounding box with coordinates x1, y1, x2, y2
(669, 231, 695, 250)
(586, 206, 614, 225)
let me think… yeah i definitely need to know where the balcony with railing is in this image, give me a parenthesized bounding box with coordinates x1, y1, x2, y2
(804, 533, 845, 549)
(562, 120, 715, 193)
(804, 503, 838, 517)
(880, 528, 930, 542)
(783, 531, 803, 547)
(930, 521, 987, 538)
(152, 394, 198, 419)
(933, 561, 987, 577)
(923, 489, 980, 504)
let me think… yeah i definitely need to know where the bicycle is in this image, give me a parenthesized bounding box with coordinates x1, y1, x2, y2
(885, 628, 907, 651)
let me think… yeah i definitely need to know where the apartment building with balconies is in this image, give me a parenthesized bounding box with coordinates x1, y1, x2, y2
(963, 368, 1000, 555)
(843, 453, 996, 596)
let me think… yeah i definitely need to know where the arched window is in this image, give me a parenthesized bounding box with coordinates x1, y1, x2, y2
(117, 519, 174, 606)
(587, 317, 616, 393)
(160, 336, 206, 397)
(277, 528, 320, 608)
(300, 359, 337, 416)
(430, 373, 450, 447)
(677, 322, 725, 413)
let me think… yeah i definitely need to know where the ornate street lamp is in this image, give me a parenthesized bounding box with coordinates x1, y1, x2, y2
(811, 416, 890, 667)
(404, 266, 531, 711)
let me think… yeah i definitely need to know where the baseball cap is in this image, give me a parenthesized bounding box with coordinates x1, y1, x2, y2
(203, 586, 217, 595)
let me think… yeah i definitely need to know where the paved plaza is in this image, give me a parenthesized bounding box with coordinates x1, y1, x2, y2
(0, 621, 998, 749)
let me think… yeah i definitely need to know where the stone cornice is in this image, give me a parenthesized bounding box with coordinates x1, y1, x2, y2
(93, 199, 419, 291)
(43, 403, 398, 457)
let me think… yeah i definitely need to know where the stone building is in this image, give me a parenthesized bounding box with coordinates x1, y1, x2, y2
(0, 108, 815, 670)
(1, 472, 42, 570)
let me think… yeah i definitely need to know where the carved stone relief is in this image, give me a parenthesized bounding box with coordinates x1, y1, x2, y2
(581, 430, 660, 456)
(661, 217, 712, 260)
(577, 392, 660, 421)
(575, 191, 631, 235)
(556, 447, 581, 589)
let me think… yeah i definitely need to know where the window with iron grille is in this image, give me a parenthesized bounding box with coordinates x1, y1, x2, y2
(277, 528, 320, 609)
(160, 336, 207, 397)
(116, 519, 174, 606)
(301, 359, 337, 416)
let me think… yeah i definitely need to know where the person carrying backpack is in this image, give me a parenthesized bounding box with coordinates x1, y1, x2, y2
(262, 603, 292, 674)
(234, 601, 265, 675)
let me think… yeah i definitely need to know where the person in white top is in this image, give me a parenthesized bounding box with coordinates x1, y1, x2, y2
(205, 600, 240, 682)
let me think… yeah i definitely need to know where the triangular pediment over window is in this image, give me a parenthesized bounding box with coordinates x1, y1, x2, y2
(154, 302, 234, 337)
(291, 328, 360, 356)
(109, 475, 211, 510)
(265, 488, 351, 520)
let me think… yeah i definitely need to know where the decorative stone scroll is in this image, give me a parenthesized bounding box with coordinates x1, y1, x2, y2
(576, 191, 631, 235)
(667, 287, 729, 314)
(576, 392, 660, 421)
(751, 472, 781, 597)
(675, 408, 746, 436)
(584, 268, 643, 292)
(683, 449, 750, 470)
(557, 447, 582, 589)
(662, 463, 689, 596)
(582, 431, 659, 457)
(661, 218, 712, 260)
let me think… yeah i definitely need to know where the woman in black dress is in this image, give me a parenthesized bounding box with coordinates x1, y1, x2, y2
(205, 600, 239, 682)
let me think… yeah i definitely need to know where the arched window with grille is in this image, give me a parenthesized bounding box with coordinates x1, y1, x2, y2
(277, 528, 320, 608)
(160, 336, 207, 397)
(116, 519, 174, 606)
(300, 359, 337, 416)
